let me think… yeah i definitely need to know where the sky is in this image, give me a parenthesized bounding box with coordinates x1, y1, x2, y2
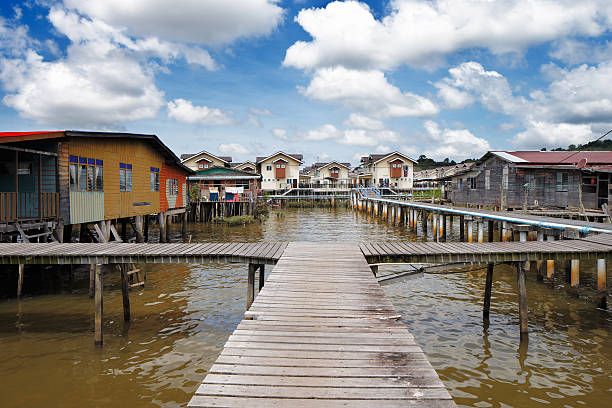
(1, 1, 612, 166)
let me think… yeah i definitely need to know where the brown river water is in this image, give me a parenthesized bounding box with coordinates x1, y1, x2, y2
(1, 206, 611, 407)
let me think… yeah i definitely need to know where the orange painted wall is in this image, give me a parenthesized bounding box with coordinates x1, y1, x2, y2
(160, 163, 189, 211)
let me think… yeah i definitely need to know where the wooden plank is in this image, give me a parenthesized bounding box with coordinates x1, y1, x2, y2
(189, 396, 457, 408)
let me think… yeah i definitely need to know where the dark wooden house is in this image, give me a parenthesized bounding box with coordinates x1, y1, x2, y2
(189, 166, 261, 202)
(448, 151, 612, 211)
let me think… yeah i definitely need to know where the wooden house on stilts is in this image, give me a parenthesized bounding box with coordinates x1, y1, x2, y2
(0, 131, 192, 243)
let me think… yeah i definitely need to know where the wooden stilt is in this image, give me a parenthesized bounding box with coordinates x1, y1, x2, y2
(516, 262, 528, 336)
(182, 211, 187, 236)
(166, 213, 171, 242)
(459, 215, 465, 241)
(144, 215, 149, 242)
(467, 218, 473, 243)
(422, 211, 427, 239)
(432, 213, 438, 241)
(17, 264, 24, 298)
(483, 263, 494, 321)
(570, 259, 580, 287)
(247, 264, 256, 311)
(258, 264, 265, 291)
(121, 219, 128, 242)
(488, 220, 494, 242)
(134, 215, 144, 243)
(536, 229, 544, 280)
(94, 264, 103, 346)
(119, 264, 131, 321)
(502, 221, 508, 242)
(159, 212, 167, 243)
(89, 264, 95, 298)
(477, 219, 484, 243)
(597, 258, 607, 309)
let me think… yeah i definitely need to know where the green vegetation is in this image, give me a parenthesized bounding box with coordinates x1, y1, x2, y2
(189, 184, 200, 201)
(212, 215, 255, 225)
(412, 188, 442, 199)
(415, 155, 477, 171)
(550, 139, 612, 152)
(253, 201, 268, 219)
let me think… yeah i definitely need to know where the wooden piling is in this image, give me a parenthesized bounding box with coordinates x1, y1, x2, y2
(134, 215, 144, 243)
(89, 264, 95, 298)
(488, 220, 494, 242)
(466, 217, 473, 243)
(159, 212, 167, 243)
(536, 229, 544, 280)
(144, 215, 149, 242)
(182, 211, 187, 236)
(570, 259, 580, 287)
(597, 258, 607, 309)
(17, 264, 24, 298)
(94, 264, 103, 346)
(258, 264, 265, 291)
(119, 264, 131, 321)
(501, 221, 508, 242)
(247, 264, 256, 311)
(459, 215, 465, 241)
(422, 210, 427, 238)
(477, 219, 484, 243)
(516, 262, 528, 336)
(432, 213, 438, 241)
(483, 263, 494, 321)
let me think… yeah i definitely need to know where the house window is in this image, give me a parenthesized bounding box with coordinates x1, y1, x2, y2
(70, 155, 103, 191)
(502, 165, 509, 189)
(470, 177, 477, 189)
(525, 173, 535, 190)
(266, 165, 272, 171)
(556, 172, 568, 192)
(458, 178, 463, 191)
(168, 179, 178, 195)
(150, 167, 160, 191)
(120, 163, 133, 192)
(198, 164, 203, 169)
(485, 169, 490, 190)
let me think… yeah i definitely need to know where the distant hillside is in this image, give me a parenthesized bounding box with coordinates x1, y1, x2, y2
(414, 155, 476, 171)
(550, 139, 612, 151)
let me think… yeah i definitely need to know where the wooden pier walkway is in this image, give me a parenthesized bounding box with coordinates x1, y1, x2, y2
(188, 242, 455, 407)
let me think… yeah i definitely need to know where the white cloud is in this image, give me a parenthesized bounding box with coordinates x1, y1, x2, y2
(511, 121, 594, 149)
(64, 0, 284, 45)
(167, 98, 235, 125)
(421, 120, 491, 160)
(250, 107, 272, 116)
(272, 127, 288, 140)
(376, 144, 390, 153)
(248, 107, 272, 127)
(0, 13, 165, 127)
(284, 0, 607, 71)
(303, 123, 400, 146)
(343, 113, 384, 130)
(549, 39, 612, 65)
(218, 142, 249, 155)
(434, 82, 474, 109)
(300, 66, 438, 118)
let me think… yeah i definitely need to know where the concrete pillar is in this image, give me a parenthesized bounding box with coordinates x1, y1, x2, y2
(466, 216, 474, 243)
(476, 218, 484, 243)
(433, 213, 438, 241)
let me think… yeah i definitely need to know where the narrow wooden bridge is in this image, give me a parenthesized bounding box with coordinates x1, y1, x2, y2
(188, 242, 455, 407)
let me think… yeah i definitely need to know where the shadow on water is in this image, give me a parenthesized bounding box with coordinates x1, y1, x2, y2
(1, 206, 611, 407)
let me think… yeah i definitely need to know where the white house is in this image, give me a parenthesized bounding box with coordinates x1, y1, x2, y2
(302, 161, 351, 187)
(231, 161, 257, 173)
(256, 152, 303, 191)
(180, 151, 232, 171)
(359, 152, 415, 190)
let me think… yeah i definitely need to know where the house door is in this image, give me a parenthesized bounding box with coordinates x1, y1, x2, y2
(598, 174, 608, 208)
(293, 178, 297, 188)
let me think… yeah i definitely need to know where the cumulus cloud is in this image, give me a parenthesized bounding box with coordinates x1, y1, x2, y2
(218, 142, 249, 155)
(303, 123, 400, 146)
(549, 39, 612, 65)
(167, 98, 235, 125)
(272, 127, 288, 140)
(64, 0, 284, 45)
(511, 121, 594, 149)
(0, 12, 165, 127)
(420, 120, 491, 160)
(284, 0, 607, 71)
(300, 66, 438, 118)
(343, 113, 384, 130)
(434, 82, 475, 109)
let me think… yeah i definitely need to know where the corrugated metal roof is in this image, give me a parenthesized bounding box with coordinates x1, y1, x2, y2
(492, 150, 612, 164)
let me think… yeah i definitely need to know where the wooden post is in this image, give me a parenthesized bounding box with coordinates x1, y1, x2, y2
(466, 217, 473, 243)
(459, 215, 465, 241)
(483, 263, 494, 321)
(159, 212, 166, 243)
(439, 213, 445, 241)
(545, 229, 555, 283)
(516, 262, 528, 337)
(89, 264, 95, 298)
(501, 221, 508, 242)
(182, 211, 187, 236)
(120, 219, 128, 242)
(570, 259, 580, 287)
(477, 219, 484, 243)
(422, 211, 427, 239)
(432, 213, 438, 241)
(597, 259, 607, 309)
(17, 264, 24, 298)
(134, 215, 144, 243)
(119, 264, 131, 321)
(144, 215, 149, 242)
(536, 229, 544, 281)
(166, 213, 171, 242)
(94, 264, 103, 346)
(258, 264, 265, 291)
(488, 220, 494, 242)
(247, 263, 256, 311)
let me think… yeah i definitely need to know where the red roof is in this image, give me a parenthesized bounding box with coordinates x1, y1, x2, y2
(0, 131, 63, 137)
(493, 150, 612, 164)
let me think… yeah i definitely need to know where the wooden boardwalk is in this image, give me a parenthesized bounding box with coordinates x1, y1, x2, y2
(188, 242, 455, 407)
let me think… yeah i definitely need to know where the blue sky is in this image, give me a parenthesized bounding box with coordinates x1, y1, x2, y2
(1, 1, 612, 166)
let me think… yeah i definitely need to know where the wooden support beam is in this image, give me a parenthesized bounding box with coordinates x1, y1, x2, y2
(459, 215, 464, 241)
(17, 264, 24, 298)
(182, 211, 187, 236)
(144, 215, 149, 243)
(570, 259, 580, 287)
(501, 221, 508, 242)
(159, 212, 167, 243)
(422, 210, 427, 239)
(94, 264, 103, 346)
(516, 262, 528, 337)
(247, 263, 256, 311)
(483, 263, 494, 321)
(258, 264, 265, 291)
(119, 264, 131, 321)
(134, 215, 144, 243)
(488, 220, 494, 242)
(89, 264, 95, 298)
(597, 258, 607, 309)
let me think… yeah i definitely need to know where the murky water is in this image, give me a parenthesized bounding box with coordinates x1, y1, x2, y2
(1, 207, 611, 407)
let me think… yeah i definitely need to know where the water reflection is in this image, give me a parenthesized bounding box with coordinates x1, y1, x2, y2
(0, 207, 611, 407)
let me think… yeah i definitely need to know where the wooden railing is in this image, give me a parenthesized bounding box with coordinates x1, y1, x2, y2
(0, 192, 58, 221)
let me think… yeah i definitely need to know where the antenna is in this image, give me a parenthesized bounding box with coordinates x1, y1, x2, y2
(576, 157, 587, 169)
